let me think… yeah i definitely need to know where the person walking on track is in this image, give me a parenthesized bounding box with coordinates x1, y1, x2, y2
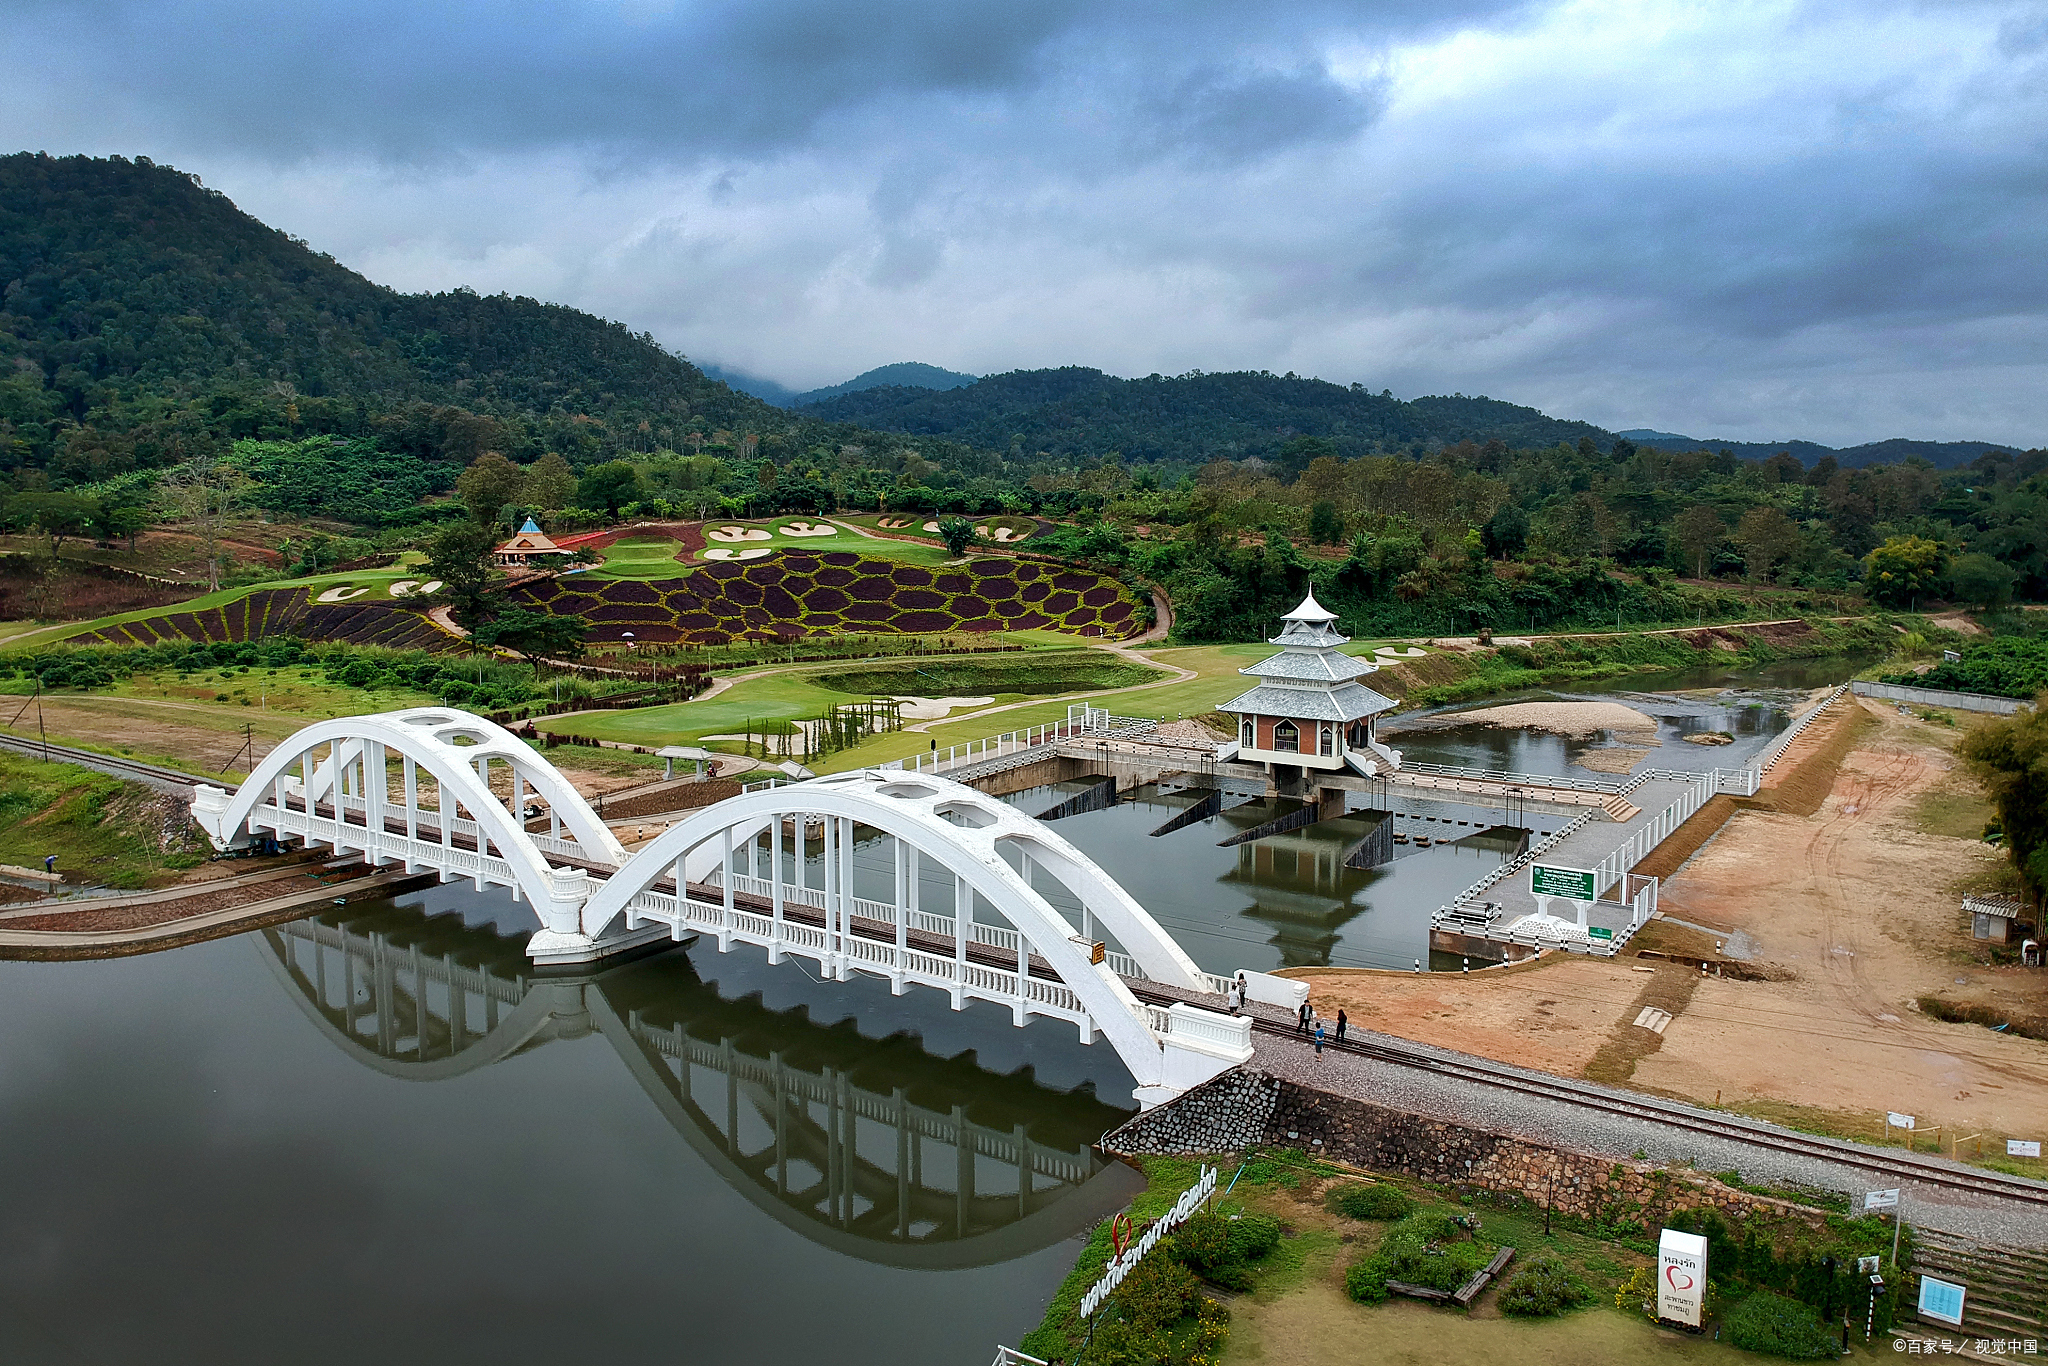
(1336, 1008, 1348, 1044)
(1297, 1000, 1311, 1035)
(1314, 1020, 1326, 1056)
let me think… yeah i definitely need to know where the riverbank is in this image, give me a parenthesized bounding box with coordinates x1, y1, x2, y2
(1378, 616, 1914, 708)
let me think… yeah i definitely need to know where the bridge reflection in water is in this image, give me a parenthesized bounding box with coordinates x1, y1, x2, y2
(257, 902, 1142, 1268)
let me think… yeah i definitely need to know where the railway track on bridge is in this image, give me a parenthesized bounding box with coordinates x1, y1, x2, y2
(1126, 985, 2048, 1211)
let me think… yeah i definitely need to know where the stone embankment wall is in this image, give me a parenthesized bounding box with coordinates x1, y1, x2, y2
(1106, 1068, 1280, 1154)
(1107, 1068, 1828, 1230)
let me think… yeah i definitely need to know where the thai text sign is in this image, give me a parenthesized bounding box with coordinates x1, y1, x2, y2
(1917, 1275, 1966, 1328)
(1864, 1188, 1900, 1211)
(1080, 1165, 1217, 1319)
(1658, 1228, 1708, 1327)
(2009, 1140, 2041, 1158)
(1530, 864, 1597, 900)
(1887, 1112, 1916, 1131)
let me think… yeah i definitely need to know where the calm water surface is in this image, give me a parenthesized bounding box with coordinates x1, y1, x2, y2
(0, 883, 1140, 1366)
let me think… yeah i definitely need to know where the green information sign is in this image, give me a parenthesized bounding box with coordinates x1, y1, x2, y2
(1530, 864, 1597, 900)
(1588, 926, 1614, 941)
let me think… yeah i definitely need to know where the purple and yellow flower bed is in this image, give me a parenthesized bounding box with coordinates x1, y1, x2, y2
(514, 551, 1140, 644)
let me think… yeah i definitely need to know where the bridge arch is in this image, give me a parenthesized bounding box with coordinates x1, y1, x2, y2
(193, 708, 627, 940)
(576, 769, 1224, 1097)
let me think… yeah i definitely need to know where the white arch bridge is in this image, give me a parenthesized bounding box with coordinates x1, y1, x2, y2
(192, 707, 1253, 1105)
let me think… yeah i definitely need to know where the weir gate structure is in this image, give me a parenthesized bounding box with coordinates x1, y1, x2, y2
(192, 707, 1255, 1107)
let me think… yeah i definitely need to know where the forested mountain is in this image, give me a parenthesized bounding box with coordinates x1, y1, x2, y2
(803, 366, 1614, 465)
(0, 152, 781, 480)
(790, 362, 979, 406)
(1617, 429, 2010, 470)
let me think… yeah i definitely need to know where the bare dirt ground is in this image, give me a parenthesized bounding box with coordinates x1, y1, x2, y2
(1636, 698, 2048, 1143)
(3, 697, 660, 800)
(1293, 697, 2048, 1158)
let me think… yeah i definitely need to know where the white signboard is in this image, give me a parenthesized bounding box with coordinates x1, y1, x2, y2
(1918, 1275, 1966, 1329)
(2008, 1139, 2041, 1158)
(1864, 1188, 1900, 1211)
(1887, 1111, 1916, 1131)
(1658, 1228, 1709, 1328)
(1079, 1165, 1217, 1319)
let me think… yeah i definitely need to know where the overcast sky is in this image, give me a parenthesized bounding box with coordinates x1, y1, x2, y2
(6, 0, 2047, 446)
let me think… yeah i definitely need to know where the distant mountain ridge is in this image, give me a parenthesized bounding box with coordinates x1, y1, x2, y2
(800, 366, 1613, 466)
(1613, 429, 2017, 470)
(703, 360, 981, 409)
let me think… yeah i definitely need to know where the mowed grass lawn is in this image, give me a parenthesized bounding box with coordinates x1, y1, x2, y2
(587, 536, 687, 579)
(541, 648, 1177, 757)
(836, 512, 1040, 546)
(689, 520, 959, 566)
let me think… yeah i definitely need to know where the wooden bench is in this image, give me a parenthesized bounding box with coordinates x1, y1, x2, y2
(1385, 1247, 1518, 1309)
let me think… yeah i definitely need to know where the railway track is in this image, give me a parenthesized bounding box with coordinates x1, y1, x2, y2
(0, 731, 225, 792)
(1128, 985, 2048, 1210)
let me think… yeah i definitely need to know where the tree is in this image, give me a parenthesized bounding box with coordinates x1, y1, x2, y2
(1949, 552, 2017, 610)
(935, 516, 977, 557)
(471, 606, 589, 661)
(156, 451, 247, 591)
(1307, 500, 1345, 545)
(1962, 706, 2048, 907)
(456, 451, 527, 527)
(6, 491, 96, 547)
(425, 520, 503, 632)
(103, 500, 149, 551)
(1733, 507, 1800, 582)
(524, 451, 576, 512)
(577, 460, 641, 517)
(1673, 505, 1725, 579)
(1482, 503, 1528, 558)
(1863, 535, 1948, 607)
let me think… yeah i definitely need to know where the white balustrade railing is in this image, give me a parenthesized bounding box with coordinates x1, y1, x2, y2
(1754, 683, 1850, 773)
(1394, 759, 1624, 794)
(1589, 771, 1714, 898)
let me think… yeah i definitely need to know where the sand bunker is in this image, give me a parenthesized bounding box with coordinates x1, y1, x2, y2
(388, 579, 419, 597)
(315, 586, 369, 603)
(877, 517, 913, 529)
(1446, 700, 1658, 738)
(707, 525, 771, 543)
(1374, 645, 1428, 658)
(419, 580, 443, 594)
(702, 547, 772, 561)
(777, 521, 837, 537)
(887, 694, 996, 719)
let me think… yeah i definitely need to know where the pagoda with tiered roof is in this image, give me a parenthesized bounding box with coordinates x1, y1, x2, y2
(1219, 592, 1401, 778)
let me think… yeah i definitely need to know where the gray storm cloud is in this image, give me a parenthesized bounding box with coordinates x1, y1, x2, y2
(3, 0, 2045, 446)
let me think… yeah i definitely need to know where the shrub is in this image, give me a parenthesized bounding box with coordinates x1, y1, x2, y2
(1725, 1290, 1838, 1359)
(1345, 1209, 1492, 1303)
(1226, 1213, 1281, 1262)
(1174, 1211, 1234, 1274)
(1615, 1266, 1656, 1318)
(1497, 1257, 1592, 1318)
(1330, 1183, 1414, 1221)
